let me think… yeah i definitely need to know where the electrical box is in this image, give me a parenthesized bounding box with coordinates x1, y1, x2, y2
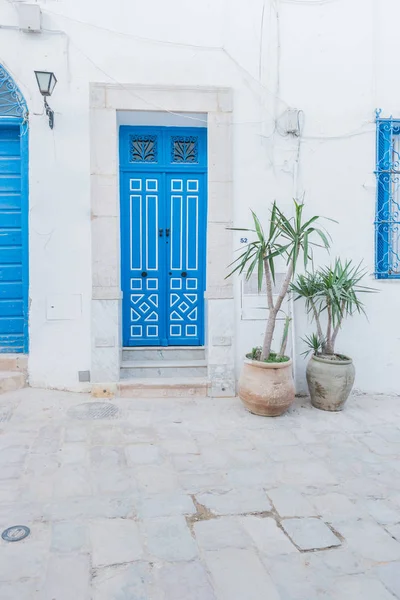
(18, 4, 41, 33)
(285, 108, 301, 136)
(46, 294, 82, 321)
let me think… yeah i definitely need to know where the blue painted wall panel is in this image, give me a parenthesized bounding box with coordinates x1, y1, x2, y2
(0, 123, 27, 352)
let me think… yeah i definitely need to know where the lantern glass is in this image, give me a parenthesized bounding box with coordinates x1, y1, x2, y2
(34, 71, 57, 97)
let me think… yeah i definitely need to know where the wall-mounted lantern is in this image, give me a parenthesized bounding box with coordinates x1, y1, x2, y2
(34, 71, 57, 129)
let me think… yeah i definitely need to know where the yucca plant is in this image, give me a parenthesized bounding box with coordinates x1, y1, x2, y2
(291, 259, 376, 356)
(227, 201, 331, 361)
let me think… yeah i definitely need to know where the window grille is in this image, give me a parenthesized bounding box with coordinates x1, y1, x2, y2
(375, 109, 400, 278)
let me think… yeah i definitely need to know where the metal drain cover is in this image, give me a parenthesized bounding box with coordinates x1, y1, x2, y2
(2, 526, 30, 542)
(67, 402, 119, 420)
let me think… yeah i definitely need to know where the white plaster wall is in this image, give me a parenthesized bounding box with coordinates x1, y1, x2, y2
(0, 0, 399, 393)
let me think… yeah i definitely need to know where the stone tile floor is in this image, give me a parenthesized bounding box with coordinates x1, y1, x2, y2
(0, 389, 400, 598)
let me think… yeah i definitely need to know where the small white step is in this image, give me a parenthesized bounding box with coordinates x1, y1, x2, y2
(120, 359, 207, 379)
(118, 377, 209, 398)
(122, 347, 205, 362)
(0, 371, 26, 394)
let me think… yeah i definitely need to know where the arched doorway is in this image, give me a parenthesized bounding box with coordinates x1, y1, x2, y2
(0, 65, 28, 353)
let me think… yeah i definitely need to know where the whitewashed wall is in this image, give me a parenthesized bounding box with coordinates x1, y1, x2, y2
(0, 0, 398, 394)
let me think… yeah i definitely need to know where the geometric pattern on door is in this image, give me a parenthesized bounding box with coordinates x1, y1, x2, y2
(120, 126, 207, 347)
(130, 277, 159, 339)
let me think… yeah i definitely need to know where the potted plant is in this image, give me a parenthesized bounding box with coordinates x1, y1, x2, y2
(291, 259, 375, 411)
(227, 201, 330, 416)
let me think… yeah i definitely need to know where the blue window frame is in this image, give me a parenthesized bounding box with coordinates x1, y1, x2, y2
(375, 110, 400, 278)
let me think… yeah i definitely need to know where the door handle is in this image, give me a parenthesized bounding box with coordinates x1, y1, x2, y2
(166, 228, 170, 237)
(159, 228, 163, 238)
(141, 272, 147, 277)
(181, 272, 187, 277)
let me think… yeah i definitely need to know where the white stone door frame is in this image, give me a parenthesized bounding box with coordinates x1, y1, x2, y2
(90, 83, 235, 396)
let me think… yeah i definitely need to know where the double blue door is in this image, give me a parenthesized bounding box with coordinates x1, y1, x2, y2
(120, 127, 207, 346)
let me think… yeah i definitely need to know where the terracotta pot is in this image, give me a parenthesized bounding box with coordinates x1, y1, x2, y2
(238, 358, 295, 417)
(306, 354, 355, 412)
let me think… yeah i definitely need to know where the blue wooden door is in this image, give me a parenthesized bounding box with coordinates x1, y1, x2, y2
(0, 123, 28, 353)
(120, 127, 207, 347)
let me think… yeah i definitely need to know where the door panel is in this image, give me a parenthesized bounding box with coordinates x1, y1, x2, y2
(121, 173, 165, 346)
(0, 124, 26, 352)
(166, 174, 205, 345)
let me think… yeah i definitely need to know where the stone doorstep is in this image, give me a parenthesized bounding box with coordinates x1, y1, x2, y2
(0, 354, 28, 373)
(90, 378, 209, 399)
(0, 371, 27, 395)
(118, 377, 209, 398)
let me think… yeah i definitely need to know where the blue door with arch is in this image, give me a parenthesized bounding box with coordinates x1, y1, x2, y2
(0, 66, 29, 353)
(120, 126, 207, 347)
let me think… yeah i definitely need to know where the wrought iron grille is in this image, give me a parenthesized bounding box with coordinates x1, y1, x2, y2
(0, 65, 27, 119)
(171, 136, 198, 163)
(129, 135, 157, 163)
(375, 109, 400, 278)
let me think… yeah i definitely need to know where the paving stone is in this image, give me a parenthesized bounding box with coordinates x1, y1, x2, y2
(125, 444, 160, 465)
(374, 562, 400, 598)
(281, 518, 341, 551)
(0, 579, 41, 600)
(0, 445, 28, 464)
(240, 516, 298, 555)
(0, 523, 50, 582)
(135, 464, 179, 493)
(49, 495, 134, 520)
(51, 522, 88, 553)
(196, 489, 272, 515)
(386, 523, 400, 542)
(59, 443, 87, 464)
(310, 492, 360, 520)
(64, 426, 88, 443)
(334, 575, 397, 600)
(161, 438, 199, 454)
(53, 465, 92, 497)
(92, 563, 152, 600)
(264, 553, 334, 599)
(153, 561, 216, 600)
(90, 446, 126, 468)
(90, 467, 139, 495)
(276, 460, 338, 486)
(226, 465, 278, 488)
(268, 487, 318, 517)
(204, 548, 281, 600)
(363, 498, 400, 525)
(90, 519, 143, 567)
(194, 516, 251, 549)
(43, 554, 91, 600)
(135, 492, 195, 518)
(338, 520, 400, 562)
(141, 516, 197, 561)
(0, 463, 24, 480)
(318, 548, 373, 575)
(268, 445, 312, 462)
(178, 471, 227, 493)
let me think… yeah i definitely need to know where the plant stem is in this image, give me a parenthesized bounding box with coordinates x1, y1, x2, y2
(330, 300, 345, 354)
(325, 302, 333, 354)
(279, 316, 291, 357)
(261, 262, 293, 360)
(310, 298, 324, 343)
(264, 258, 274, 311)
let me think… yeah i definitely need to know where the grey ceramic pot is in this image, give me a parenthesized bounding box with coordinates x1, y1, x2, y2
(306, 354, 355, 411)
